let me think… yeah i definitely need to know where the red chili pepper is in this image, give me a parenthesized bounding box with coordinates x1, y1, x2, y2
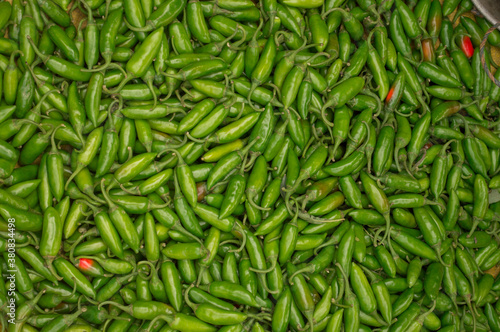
(421, 38, 435, 63)
(459, 36, 474, 58)
(78, 258, 93, 270)
(386, 87, 395, 103)
(197, 182, 208, 202)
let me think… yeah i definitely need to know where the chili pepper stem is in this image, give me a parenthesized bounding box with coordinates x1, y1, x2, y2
(321, 7, 342, 20)
(145, 80, 157, 110)
(246, 193, 270, 211)
(102, 73, 135, 94)
(140, 261, 159, 277)
(247, 82, 262, 111)
(288, 266, 314, 285)
(46, 260, 63, 281)
(260, 279, 280, 294)
(434, 243, 450, 267)
(321, 102, 335, 128)
(305, 51, 332, 68)
(185, 132, 206, 144)
(229, 227, 247, 253)
(149, 314, 175, 331)
(119, 184, 140, 195)
(69, 227, 99, 263)
(184, 284, 199, 310)
(27, 36, 49, 64)
(394, 146, 402, 172)
(417, 95, 431, 114)
(219, 239, 240, 247)
(98, 300, 131, 313)
(249, 257, 277, 274)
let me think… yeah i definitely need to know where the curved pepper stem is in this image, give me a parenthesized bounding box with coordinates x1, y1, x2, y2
(102, 69, 134, 93)
(147, 199, 171, 210)
(64, 164, 87, 192)
(143, 74, 158, 110)
(229, 223, 247, 253)
(249, 257, 277, 274)
(46, 259, 64, 282)
(258, 275, 280, 295)
(288, 264, 315, 285)
(246, 193, 271, 211)
(157, 148, 187, 167)
(49, 124, 66, 154)
(19, 119, 50, 137)
(416, 300, 437, 327)
(148, 314, 175, 331)
(183, 285, 198, 311)
(137, 260, 156, 279)
(26, 36, 49, 66)
(321, 7, 344, 20)
(229, 25, 249, 52)
(98, 180, 113, 206)
(98, 300, 132, 315)
(306, 52, 333, 68)
(334, 262, 353, 308)
(69, 226, 99, 263)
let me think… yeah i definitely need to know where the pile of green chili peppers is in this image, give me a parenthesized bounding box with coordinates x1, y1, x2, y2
(1, 0, 500, 330)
